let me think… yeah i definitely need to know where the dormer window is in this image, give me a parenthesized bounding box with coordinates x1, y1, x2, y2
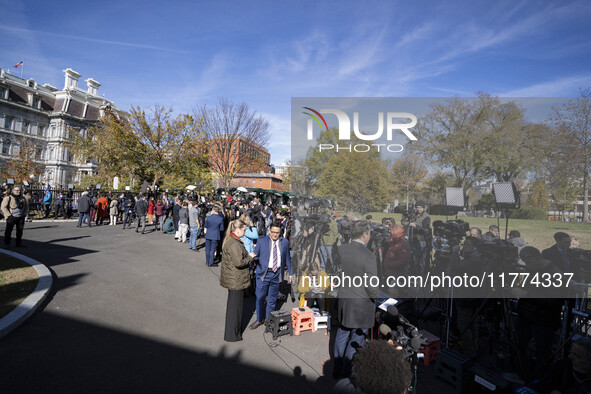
(0, 86, 5, 100)
(32, 96, 40, 109)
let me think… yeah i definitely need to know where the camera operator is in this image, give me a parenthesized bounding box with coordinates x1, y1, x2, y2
(333, 340, 410, 394)
(365, 214, 376, 229)
(333, 220, 379, 379)
(516, 246, 564, 381)
(337, 214, 352, 244)
(408, 200, 432, 273)
(482, 225, 500, 242)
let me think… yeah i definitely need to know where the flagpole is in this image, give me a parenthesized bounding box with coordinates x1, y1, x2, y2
(21, 60, 24, 79)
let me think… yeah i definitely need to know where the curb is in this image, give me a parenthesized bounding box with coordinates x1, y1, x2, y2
(0, 249, 53, 338)
(0, 219, 77, 223)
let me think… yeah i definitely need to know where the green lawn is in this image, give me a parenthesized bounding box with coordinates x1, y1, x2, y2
(362, 212, 591, 251)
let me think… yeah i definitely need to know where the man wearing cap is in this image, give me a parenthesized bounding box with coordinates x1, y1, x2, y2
(508, 230, 527, 265)
(2, 186, 29, 247)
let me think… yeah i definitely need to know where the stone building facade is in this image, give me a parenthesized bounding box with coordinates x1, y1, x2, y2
(0, 68, 122, 186)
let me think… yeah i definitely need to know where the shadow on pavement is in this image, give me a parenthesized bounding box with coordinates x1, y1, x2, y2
(47, 236, 92, 243)
(0, 311, 331, 393)
(2, 238, 98, 268)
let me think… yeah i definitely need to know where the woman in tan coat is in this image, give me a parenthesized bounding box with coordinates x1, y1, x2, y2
(220, 219, 254, 342)
(109, 198, 119, 226)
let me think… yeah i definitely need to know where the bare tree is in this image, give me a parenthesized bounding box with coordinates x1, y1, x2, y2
(197, 98, 270, 191)
(549, 88, 591, 222)
(389, 153, 428, 209)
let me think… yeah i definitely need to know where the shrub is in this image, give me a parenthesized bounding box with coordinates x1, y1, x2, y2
(511, 206, 547, 220)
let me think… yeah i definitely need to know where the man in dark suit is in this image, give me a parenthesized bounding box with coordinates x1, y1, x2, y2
(542, 232, 575, 273)
(204, 206, 224, 267)
(135, 194, 148, 234)
(333, 220, 379, 379)
(250, 220, 292, 329)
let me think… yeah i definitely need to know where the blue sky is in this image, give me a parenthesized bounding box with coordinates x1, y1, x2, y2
(1, 0, 590, 164)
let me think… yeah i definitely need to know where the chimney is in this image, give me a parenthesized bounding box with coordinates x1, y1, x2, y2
(63, 68, 81, 89)
(85, 78, 101, 96)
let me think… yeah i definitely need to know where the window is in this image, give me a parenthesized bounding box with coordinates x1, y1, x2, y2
(4, 116, 13, 130)
(0, 87, 5, 99)
(2, 140, 10, 155)
(38, 124, 45, 137)
(36, 148, 43, 159)
(22, 121, 30, 134)
(32, 97, 39, 108)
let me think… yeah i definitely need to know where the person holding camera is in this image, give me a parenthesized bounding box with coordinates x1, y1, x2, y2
(2, 186, 29, 248)
(409, 200, 431, 273)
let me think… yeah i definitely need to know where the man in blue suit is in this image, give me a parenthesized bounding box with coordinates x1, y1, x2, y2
(204, 206, 224, 267)
(250, 220, 292, 329)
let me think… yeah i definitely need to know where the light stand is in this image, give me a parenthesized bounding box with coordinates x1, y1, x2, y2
(492, 182, 520, 240)
(445, 187, 467, 219)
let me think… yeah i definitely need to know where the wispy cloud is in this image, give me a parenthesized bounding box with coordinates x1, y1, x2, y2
(500, 74, 591, 96)
(0, 26, 190, 53)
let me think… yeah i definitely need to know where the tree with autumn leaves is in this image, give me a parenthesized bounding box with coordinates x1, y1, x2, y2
(67, 106, 210, 191)
(0, 135, 44, 183)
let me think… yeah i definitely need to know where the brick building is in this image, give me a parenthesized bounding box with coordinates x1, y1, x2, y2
(230, 173, 287, 191)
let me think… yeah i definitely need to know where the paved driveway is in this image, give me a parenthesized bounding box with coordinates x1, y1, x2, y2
(0, 222, 333, 393)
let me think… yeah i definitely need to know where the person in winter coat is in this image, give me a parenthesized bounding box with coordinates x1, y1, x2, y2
(382, 225, 411, 296)
(42, 188, 52, 218)
(109, 198, 119, 226)
(219, 219, 254, 342)
(239, 213, 258, 254)
(95, 194, 109, 225)
(122, 197, 135, 230)
(147, 197, 155, 224)
(76, 191, 92, 228)
(383, 225, 411, 277)
(1, 186, 29, 247)
(154, 199, 166, 231)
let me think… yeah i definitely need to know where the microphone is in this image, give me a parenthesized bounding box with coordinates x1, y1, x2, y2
(410, 337, 421, 352)
(386, 305, 416, 329)
(379, 324, 392, 338)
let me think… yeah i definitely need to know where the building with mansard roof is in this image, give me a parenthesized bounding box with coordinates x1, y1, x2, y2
(0, 68, 123, 186)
